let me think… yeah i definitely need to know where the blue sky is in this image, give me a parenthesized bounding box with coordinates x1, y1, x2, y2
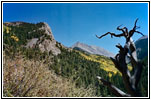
(3, 3, 148, 54)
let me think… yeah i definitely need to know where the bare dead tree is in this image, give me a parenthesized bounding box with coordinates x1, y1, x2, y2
(96, 19, 144, 97)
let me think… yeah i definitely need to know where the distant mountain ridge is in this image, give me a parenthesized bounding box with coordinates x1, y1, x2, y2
(71, 42, 115, 57)
(135, 35, 148, 60)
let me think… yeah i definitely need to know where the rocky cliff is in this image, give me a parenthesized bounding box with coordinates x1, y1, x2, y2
(4, 22, 61, 55)
(27, 22, 61, 55)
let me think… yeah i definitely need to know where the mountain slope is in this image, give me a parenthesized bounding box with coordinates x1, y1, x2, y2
(71, 42, 115, 57)
(3, 21, 120, 97)
(4, 22, 61, 55)
(3, 52, 96, 97)
(135, 35, 148, 60)
(3, 22, 98, 97)
(3, 21, 148, 97)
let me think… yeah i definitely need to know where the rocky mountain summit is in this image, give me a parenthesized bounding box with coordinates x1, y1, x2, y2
(72, 42, 115, 57)
(4, 22, 62, 55)
(26, 22, 61, 55)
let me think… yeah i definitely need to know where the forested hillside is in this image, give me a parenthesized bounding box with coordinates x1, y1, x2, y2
(3, 22, 148, 97)
(135, 35, 148, 60)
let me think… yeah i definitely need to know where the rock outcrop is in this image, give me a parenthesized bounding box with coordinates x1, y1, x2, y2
(26, 22, 61, 55)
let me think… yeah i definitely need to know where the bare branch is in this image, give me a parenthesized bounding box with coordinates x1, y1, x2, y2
(117, 24, 125, 33)
(124, 27, 129, 34)
(135, 31, 144, 36)
(116, 44, 124, 51)
(97, 76, 131, 97)
(96, 32, 112, 39)
(133, 18, 139, 30)
(96, 32, 124, 39)
(117, 24, 123, 28)
(129, 18, 144, 38)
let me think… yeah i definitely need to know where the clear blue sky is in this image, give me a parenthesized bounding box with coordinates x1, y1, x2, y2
(3, 3, 148, 54)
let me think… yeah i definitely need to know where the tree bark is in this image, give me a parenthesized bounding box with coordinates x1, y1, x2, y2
(96, 19, 144, 97)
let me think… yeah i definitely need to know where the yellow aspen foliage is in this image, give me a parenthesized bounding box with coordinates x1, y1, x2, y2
(78, 51, 122, 75)
(11, 35, 19, 42)
(128, 65, 132, 71)
(15, 38, 19, 42)
(108, 73, 112, 78)
(11, 35, 15, 38)
(6, 27, 11, 34)
(6, 27, 9, 33)
(113, 71, 117, 75)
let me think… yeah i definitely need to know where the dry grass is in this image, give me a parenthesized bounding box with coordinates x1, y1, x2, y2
(3, 53, 96, 97)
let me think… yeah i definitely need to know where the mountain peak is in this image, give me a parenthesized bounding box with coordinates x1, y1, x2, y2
(76, 41, 81, 44)
(72, 42, 115, 57)
(75, 41, 83, 45)
(38, 22, 54, 39)
(136, 35, 148, 41)
(72, 41, 88, 48)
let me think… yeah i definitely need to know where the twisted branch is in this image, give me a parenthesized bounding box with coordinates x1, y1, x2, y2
(96, 19, 143, 97)
(96, 18, 144, 42)
(96, 32, 124, 39)
(97, 76, 131, 97)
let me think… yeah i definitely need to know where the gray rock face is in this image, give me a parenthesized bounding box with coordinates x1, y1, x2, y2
(39, 22, 54, 40)
(38, 39, 61, 55)
(26, 38, 39, 48)
(37, 22, 61, 55)
(26, 22, 61, 55)
(72, 42, 115, 57)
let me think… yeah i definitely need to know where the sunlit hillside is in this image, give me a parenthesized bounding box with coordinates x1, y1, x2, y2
(77, 51, 132, 75)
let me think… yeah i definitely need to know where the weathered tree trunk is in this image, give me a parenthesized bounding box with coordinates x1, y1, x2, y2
(96, 19, 144, 97)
